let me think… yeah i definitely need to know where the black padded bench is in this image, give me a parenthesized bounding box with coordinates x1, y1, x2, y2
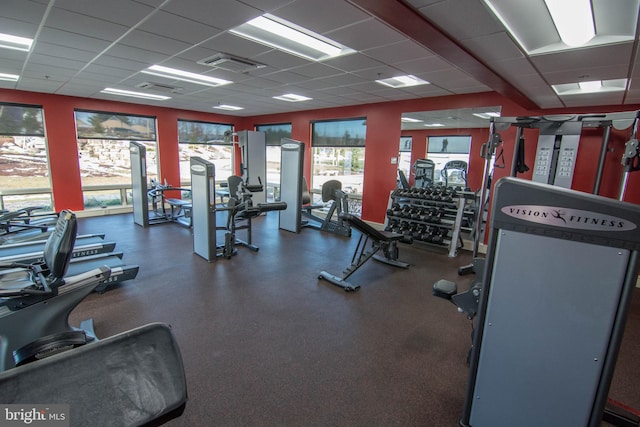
(318, 213, 410, 291)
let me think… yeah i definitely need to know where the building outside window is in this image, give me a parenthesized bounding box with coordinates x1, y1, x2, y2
(0, 103, 52, 211)
(75, 110, 158, 209)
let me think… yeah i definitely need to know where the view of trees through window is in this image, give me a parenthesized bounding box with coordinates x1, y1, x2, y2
(311, 118, 366, 195)
(178, 120, 233, 187)
(75, 110, 158, 208)
(0, 103, 51, 211)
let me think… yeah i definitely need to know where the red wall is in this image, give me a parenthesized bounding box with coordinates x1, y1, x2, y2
(2, 88, 639, 223)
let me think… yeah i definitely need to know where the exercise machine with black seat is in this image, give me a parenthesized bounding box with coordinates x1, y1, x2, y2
(301, 179, 351, 237)
(413, 158, 436, 188)
(225, 175, 286, 252)
(0, 322, 188, 426)
(318, 213, 411, 291)
(433, 177, 640, 427)
(0, 210, 111, 371)
(130, 141, 192, 227)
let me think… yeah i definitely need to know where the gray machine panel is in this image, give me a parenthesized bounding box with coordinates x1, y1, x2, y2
(129, 142, 148, 227)
(279, 139, 304, 233)
(190, 157, 216, 261)
(237, 130, 267, 204)
(463, 177, 640, 427)
(469, 229, 629, 427)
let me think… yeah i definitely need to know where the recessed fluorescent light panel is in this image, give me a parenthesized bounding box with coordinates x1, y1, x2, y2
(230, 14, 354, 61)
(482, 0, 639, 55)
(424, 123, 445, 127)
(551, 79, 627, 96)
(0, 32, 33, 52)
(0, 73, 20, 82)
(401, 117, 423, 123)
(213, 104, 244, 111)
(472, 111, 501, 119)
(141, 65, 232, 87)
(543, 0, 594, 47)
(273, 93, 312, 102)
(375, 75, 429, 88)
(100, 88, 171, 100)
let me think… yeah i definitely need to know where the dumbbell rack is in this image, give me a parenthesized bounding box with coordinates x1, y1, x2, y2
(384, 185, 475, 257)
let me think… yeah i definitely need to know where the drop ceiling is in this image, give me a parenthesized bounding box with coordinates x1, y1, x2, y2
(1, 0, 639, 119)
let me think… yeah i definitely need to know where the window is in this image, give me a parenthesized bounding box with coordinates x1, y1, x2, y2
(75, 110, 158, 208)
(311, 118, 366, 195)
(177, 120, 233, 185)
(398, 136, 412, 185)
(0, 103, 52, 211)
(255, 123, 291, 201)
(427, 135, 471, 187)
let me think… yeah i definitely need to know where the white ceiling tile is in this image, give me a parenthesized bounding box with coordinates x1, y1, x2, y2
(271, 0, 370, 34)
(322, 53, 386, 73)
(37, 28, 113, 53)
(461, 33, 524, 62)
(32, 42, 98, 62)
(106, 44, 175, 64)
(287, 63, 343, 79)
(137, 11, 223, 44)
(161, 0, 262, 29)
(54, 0, 156, 26)
(199, 32, 274, 59)
(16, 77, 64, 92)
(119, 30, 192, 56)
(326, 18, 406, 51)
(531, 44, 634, 74)
(0, 0, 46, 33)
(45, 7, 130, 42)
(363, 40, 433, 64)
(252, 49, 312, 70)
(394, 56, 454, 75)
(415, 0, 504, 40)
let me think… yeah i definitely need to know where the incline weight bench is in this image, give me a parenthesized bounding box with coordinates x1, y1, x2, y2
(318, 213, 410, 291)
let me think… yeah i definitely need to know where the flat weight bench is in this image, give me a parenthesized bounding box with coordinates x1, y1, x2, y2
(0, 322, 187, 427)
(165, 198, 192, 227)
(318, 213, 411, 292)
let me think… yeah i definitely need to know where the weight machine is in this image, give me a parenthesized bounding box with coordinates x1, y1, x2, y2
(436, 177, 640, 427)
(130, 142, 191, 227)
(460, 111, 640, 275)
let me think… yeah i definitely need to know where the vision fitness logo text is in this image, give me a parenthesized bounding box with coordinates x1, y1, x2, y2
(1, 405, 69, 427)
(501, 205, 637, 231)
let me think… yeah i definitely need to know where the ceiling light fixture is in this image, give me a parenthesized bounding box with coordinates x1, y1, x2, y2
(230, 14, 354, 61)
(376, 75, 430, 88)
(473, 111, 501, 119)
(401, 117, 423, 123)
(213, 104, 244, 111)
(141, 65, 232, 87)
(0, 32, 33, 52)
(0, 73, 20, 82)
(551, 78, 627, 96)
(100, 88, 171, 100)
(543, 0, 595, 47)
(424, 123, 445, 127)
(273, 93, 312, 102)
